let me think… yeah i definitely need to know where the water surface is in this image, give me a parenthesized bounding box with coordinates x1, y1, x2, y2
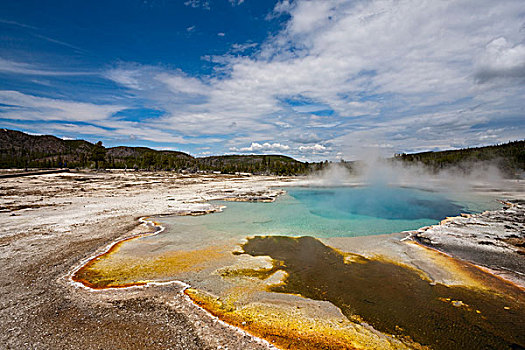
(160, 186, 499, 241)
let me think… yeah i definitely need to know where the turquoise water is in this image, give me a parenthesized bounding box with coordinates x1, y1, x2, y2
(160, 186, 500, 240)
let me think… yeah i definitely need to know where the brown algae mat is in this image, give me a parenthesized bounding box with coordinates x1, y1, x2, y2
(73, 231, 525, 349)
(207, 236, 524, 350)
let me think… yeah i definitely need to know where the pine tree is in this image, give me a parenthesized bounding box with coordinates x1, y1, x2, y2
(90, 141, 107, 169)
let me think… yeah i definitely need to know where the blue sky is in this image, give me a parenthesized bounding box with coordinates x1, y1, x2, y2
(0, 0, 524, 161)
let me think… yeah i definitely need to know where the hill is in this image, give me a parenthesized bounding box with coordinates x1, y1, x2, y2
(0, 129, 308, 175)
(2, 128, 522, 176)
(0, 129, 94, 168)
(105, 146, 194, 170)
(199, 154, 309, 175)
(395, 140, 525, 176)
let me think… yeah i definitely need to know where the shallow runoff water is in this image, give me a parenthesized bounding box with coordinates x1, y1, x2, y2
(159, 186, 500, 240)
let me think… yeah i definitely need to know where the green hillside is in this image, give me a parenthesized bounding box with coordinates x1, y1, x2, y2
(395, 140, 525, 176)
(199, 155, 309, 175)
(2, 128, 522, 176)
(0, 129, 309, 175)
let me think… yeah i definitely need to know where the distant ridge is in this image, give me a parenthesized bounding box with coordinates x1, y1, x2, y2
(0, 129, 523, 176)
(395, 140, 525, 176)
(0, 128, 95, 168)
(0, 129, 309, 175)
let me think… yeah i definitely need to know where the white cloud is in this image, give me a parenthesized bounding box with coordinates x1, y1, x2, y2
(298, 144, 330, 154)
(184, 0, 210, 10)
(105, 68, 142, 90)
(267, 0, 292, 19)
(155, 72, 210, 96)
(0, 57, 93, 76)
(288, 131, 323, 144)
(0, 90, 222, 145)
(0, 90, 125, 122)
(229, 0, 245, 6)
(95, 1, 524, 158)
(4, 0, 524, 160)
(231, 42, 258, 53)
(231, 142, 291, 153)
(285, 0, 338, 35)
(475, 37, 525, 82)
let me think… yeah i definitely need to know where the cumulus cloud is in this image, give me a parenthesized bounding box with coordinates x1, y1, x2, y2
(272, 0, 292, 15)
(93, 1, 525, 153)
(474, 37, 525, 83)
(231, 142, 291, 153)
(3, 0, 525, 160)
(285, 0, 338, 35)
(231, 42, 258, 53)
(298, 144, 330, 154)
(105, 68, 142, 90)
(288, 131, 323, 144)
(155, 72, 210, 96)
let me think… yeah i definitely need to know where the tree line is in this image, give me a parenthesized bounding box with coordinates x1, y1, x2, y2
(394, 140, 525, 177)
(0, 129, 313, 175)
(1, 129, 523, 177)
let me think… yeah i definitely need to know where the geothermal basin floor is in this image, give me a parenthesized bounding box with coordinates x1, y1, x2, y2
(0, 170, 523, 349)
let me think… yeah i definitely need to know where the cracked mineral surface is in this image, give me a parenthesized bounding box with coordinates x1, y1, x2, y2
(415, 201, 525, 287)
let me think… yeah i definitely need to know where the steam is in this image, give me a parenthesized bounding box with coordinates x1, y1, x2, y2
(304, 153, 512, 195)
(307, 162, 357, 187)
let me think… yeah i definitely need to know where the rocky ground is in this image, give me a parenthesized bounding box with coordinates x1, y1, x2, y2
(415, 200, 525, 288)
(1, 170, 523, 349)
(0, 170, 291, 350)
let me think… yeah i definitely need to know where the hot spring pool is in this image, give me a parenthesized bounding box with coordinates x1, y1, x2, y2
(158, 186, 500, 241)
(73, 185, 524, 350)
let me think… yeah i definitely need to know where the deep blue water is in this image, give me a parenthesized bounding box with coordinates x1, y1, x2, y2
(159, 186, 499, 239)
(289, 186, 466, 221)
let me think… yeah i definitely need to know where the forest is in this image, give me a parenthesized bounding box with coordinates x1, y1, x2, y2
(0, 129, 312, 175)
(395, 140, 525, 177)
(1, 129, 523, 177)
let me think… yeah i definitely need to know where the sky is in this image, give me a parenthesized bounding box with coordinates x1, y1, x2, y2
(0, 0, 524, 161)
